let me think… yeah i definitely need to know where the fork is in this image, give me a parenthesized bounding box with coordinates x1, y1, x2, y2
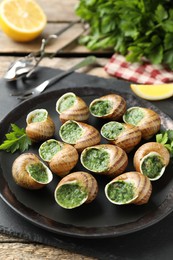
(11, 56, 97, 100)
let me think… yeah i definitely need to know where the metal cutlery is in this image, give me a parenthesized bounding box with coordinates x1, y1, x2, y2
(11, 56, 97, 100)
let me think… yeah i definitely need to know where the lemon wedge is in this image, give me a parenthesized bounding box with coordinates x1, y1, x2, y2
(0, 0, 47, 42)
(130, 83, 173, 100)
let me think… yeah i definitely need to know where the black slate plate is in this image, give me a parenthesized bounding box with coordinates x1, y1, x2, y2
(0, 86, 173, 238)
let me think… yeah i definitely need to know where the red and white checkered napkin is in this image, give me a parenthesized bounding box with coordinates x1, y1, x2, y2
(105, 53, 173, 84)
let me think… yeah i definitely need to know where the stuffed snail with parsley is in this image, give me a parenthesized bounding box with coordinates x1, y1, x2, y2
(26, 109, 55, 142)
(101, 121, 142, 152)
(123, 106, 161, 139)
(105, 171, 152, 205)
(12, 153, 53, 189)
(39, 139, 79, 177)
(56, 92, 89, 123)
(89, 94, 126, 120)
(133, 142, 170, 181)
(59, 120, 101, 152)
(81, 144, 128, 178)
(54, 171, 98, 209)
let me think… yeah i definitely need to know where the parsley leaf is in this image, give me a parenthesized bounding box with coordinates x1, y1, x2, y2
(156, 130, 173, 157)
(0, 124, 31, 153)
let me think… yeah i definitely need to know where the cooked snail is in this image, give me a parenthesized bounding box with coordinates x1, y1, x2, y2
(39, 139, 79, 177)
(101, 121, 142, 152)
(81, 144, 128, 178)
(133, 142, 170, 181)
(59, 120, 101, 152)
(26, 109, 55, 142)
(54, 171, 98, 209)
(105, 171, 152, 205)
(89, 94, 126, 120)
(12, 153, 53, 189)
(56, 92, 89, 123)
(123, 106, 161, 139)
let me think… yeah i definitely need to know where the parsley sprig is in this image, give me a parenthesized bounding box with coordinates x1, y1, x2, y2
(156, 130, 173, 157)
(0, 124, 31, 153)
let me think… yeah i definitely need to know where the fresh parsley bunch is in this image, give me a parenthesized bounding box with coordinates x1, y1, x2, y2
(76, 0, 173, 69)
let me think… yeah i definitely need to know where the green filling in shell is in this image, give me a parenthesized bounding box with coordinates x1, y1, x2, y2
(141, 155, 164, 179)
(90, 100, 113, 116)
(82, 148, 110, 172)
(39, 140, 61, 161)
(27, 163, 48, 183)
(107, 181, 135, 203)
(101, 122, 124, 140)
(58, 95, 76, 113)
(30, 111, 47, 123)
(60, 121, 83, 144)
(55, 183, 87, 209)
(124, 108, 144, 125)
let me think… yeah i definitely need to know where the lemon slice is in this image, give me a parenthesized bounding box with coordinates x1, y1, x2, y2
(130, 83, 173, 100)
(0, 0, 47, 42)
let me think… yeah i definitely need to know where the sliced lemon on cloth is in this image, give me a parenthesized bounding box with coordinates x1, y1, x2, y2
(0, 0, 47, 42)
(130, 83, 173, 101)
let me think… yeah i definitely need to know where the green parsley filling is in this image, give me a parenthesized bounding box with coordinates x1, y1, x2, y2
(55, 183, 87, 209)
(27, 163, 49, 183)
(90, 100, 113, 116)
(30, 111, 47, 123)
(141, 154, 164, 179)
(60, 121, 83, 144)
(39, 140, 62, 161)
(57, 94, 76, 113)
(101, 122, 125, 140)
(124, 108, 144, 125)
(107, 181, 135, 204)
(82, 148, 110, 172)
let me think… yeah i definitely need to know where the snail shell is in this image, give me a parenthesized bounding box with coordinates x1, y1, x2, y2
(26, 109, 55, 142)
(105, 171, 152, 205)
(81, 144, 128, 178)
(59, 120, 101, 152)
(101, 121, 142, 152)
(54, 171, 98, 209)
(89, 94, 126, 120)
(56, 92, 89, 123)
(123, 106, 161, 140)
(39, 139, 79, 177)
(12, 153, 53, 189)
(133, 142, 170, 181)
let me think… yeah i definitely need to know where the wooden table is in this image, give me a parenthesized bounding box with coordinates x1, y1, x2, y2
(0, 0, 112, 259)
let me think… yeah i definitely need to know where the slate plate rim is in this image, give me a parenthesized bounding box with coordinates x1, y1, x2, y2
(0, 86, 173, 239)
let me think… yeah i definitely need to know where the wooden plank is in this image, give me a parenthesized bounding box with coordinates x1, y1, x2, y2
(0, 23, 85, 54)
(37, 0, 79, 22)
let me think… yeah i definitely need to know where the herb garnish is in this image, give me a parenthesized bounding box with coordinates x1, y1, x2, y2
(156, 130, 173, 157)
(0, 124, 31, 153)
(76, 1, 173, 69)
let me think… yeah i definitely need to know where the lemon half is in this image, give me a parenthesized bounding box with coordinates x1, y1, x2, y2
(0, 0, 47, 42)
(130, 83, 173, 101)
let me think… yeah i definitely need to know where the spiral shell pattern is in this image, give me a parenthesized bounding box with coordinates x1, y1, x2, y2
(81, 144, 128, 178)
(12, 153, 53, 189)
(101, 122, 142, 153)
(56, 92, 89, 123)
(54, 171, 98, 208)
(123, 107, 161, 140)
(133, 142, 170, 180)
(26, 109, 55, 142)
(105, 171, 152, 205)
(89, 94, 126, 120)
(39, 140, 79, 177)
